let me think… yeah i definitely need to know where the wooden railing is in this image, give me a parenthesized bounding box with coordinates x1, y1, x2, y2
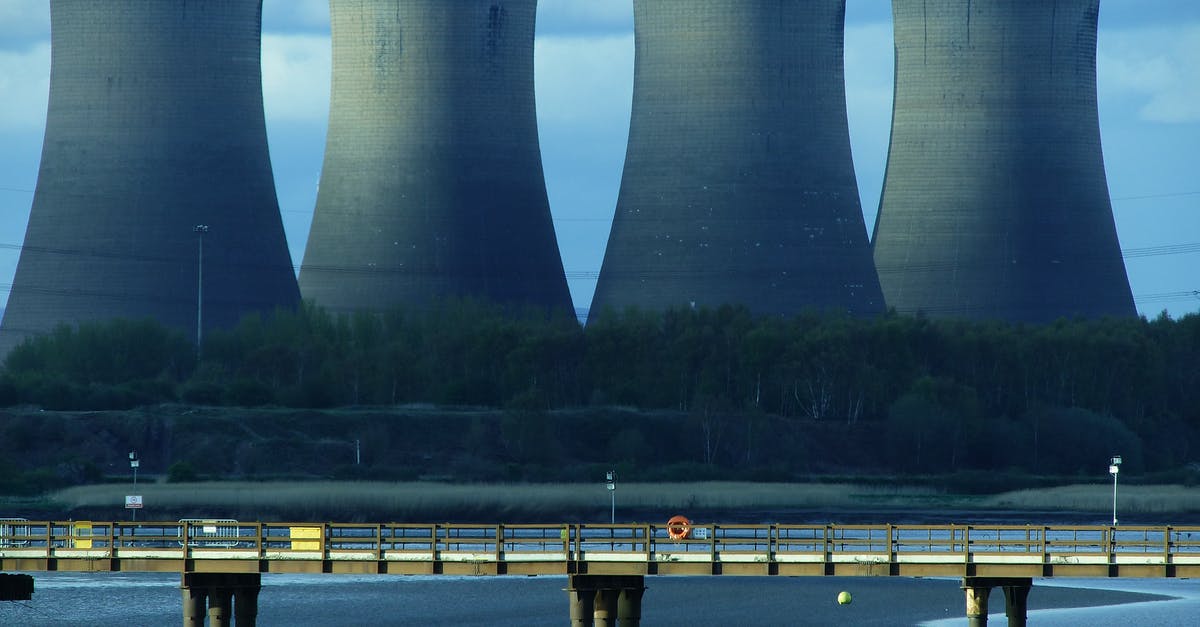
(3, 522, 1199, 578)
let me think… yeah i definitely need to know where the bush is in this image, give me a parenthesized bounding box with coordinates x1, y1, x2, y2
(167, 461, 199, 483)
(180, 381, 225, 406)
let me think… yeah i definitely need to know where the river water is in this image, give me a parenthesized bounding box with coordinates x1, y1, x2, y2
(1, 571, 1196, 626)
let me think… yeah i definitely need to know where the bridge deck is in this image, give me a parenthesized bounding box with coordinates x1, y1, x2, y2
(3, 521, 1200, 579)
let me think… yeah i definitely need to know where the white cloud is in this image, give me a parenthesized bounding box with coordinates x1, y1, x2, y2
(1099, 24, 1200, 123)
(534, 34, 634, 127)
(261, 34, 331, 125)
(0, 41, 49, 131)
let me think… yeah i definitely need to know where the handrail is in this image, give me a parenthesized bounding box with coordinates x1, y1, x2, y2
(3, 522, 1199, 568)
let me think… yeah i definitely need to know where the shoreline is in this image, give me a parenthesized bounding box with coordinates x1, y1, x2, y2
(19, 480, 1200, 524)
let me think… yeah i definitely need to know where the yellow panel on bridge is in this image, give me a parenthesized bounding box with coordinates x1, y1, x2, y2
(289, 526, 323, 551)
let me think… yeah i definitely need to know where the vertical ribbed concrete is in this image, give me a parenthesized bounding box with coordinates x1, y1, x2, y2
(299, 0, 572, 315)
(589, 0, 884, 321)
(872, 0, 1135, 322)
(0, 0, 300, 354)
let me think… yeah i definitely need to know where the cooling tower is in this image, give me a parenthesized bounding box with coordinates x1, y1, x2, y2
(0, 0, 300, 354)
(871, 0, 1136, 322)
(298, 0, 572, 315)
(588, 0, 884, 321)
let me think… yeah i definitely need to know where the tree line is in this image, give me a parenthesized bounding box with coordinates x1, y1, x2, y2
(2, 301, 1197, 477)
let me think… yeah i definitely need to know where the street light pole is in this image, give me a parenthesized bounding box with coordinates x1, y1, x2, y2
(606, 470, 616, 524)
(1109, 455, 1122, 526)
(193, 225, 209, 354)
(129, 451, 139, 522)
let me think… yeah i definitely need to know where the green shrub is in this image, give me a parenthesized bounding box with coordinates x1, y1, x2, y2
(167, 461, 199, 483)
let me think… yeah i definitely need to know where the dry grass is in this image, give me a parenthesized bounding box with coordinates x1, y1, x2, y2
(50, 481, 938, 520)
(46, 481, 1200, 521)
(981, 484, 1200, 514)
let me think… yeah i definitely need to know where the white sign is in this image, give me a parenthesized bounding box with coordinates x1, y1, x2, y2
(125, 495, 143, 509)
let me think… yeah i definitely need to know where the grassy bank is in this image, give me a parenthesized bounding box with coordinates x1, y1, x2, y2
(27, 481, 1200, 523)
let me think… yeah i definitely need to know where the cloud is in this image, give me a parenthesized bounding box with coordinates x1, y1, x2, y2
(0, 42, 49, 131)
(1098, 24, 1200, 124)
(261, 34, 332, 125)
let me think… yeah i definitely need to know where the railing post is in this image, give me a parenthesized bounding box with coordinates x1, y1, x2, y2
(1164, 526, 1173, 575)
(964, 525, 972, 567)
(643, 524, 652, 563)
(433, 524, 442, 563)
(769, 524, 777, 564)
(709, 524, 718, 566)
(376, 524, 384, 562)
(495, 524, 504, 563)
(824, 524, 832, 565)
(886, 525, 894, 561)
(1108, 526, 1118, 577)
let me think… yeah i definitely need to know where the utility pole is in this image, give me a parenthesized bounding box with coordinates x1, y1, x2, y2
(1109, 455, 1122, 526)
(606, 470, 616, 524)
(129, 451, 140, 522)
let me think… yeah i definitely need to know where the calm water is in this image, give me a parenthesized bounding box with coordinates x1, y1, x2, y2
(1, 572, 1196, 626)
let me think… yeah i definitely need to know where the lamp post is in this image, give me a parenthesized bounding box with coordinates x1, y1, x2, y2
(606, 470, 616, 524)
(193, 225, 209, 353)
(129, 451, 140, 522)
(1109, 455, 1122, 526)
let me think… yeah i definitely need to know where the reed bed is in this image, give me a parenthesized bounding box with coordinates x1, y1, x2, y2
(46, 481, 1200, 521)
(50, 481, 937, 520)
(980, 484, 1200, 514)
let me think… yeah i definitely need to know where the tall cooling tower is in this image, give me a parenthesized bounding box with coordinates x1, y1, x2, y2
(299, 0, 573, 315)
(0, 0, 300, 354)
(871, 0, 1136, 322)
(588, 0, 884, 321)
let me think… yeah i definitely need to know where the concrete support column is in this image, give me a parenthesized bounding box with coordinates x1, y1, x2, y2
(181, 587, 207, 627)
(181, 573, 262, 627)
(567, 574, 646, 627)
(617, 586, 646, 627)
(0, 574, 35, 602)
(965, 584, 991, 627)
(568, 586, 595, 627)
(593, 588, 620, 627)
(234, 587, 260, 627)
(964, 577, 1034, 627)
(1003, 581, 1033, 627)
(208, 588, 233, 627)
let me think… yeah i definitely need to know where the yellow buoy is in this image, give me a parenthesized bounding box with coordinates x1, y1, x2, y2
(837, 591, 852, 605)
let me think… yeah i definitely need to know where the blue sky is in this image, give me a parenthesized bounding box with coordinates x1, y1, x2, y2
(1, 0, 1197, 318)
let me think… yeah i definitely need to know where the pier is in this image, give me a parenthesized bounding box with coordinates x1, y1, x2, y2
(3, 520, 1199, 625)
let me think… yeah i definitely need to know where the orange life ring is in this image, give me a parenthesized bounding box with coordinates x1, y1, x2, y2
(666, 515, 692, 540)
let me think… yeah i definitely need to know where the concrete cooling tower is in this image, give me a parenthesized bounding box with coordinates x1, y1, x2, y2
(871, 0, 1136, 322)
(299, 0, 573, 315)
(0, 0, 300, 355)
(588, 0, 884, 321)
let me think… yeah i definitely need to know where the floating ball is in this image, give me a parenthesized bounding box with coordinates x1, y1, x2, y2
(837, 591, 852, 605)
